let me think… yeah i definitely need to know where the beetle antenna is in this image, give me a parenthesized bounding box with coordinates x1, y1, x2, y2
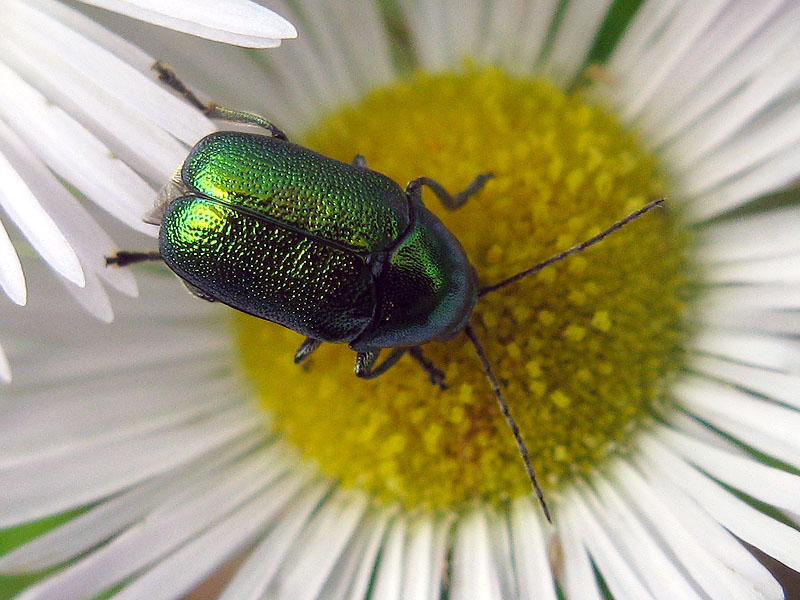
(464, 324, 552, 523)
(479, 198, 665, 297)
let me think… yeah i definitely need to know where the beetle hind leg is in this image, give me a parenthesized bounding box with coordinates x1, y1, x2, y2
(406, 172, 494, 211)
(152, 61, 288, 141)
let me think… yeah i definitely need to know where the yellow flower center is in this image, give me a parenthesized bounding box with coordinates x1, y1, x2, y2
(237, 67, 692, 510)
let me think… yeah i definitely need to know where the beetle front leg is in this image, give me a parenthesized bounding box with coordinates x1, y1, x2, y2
(294, 338, 322, 364)
(152, 61, 288, 141)
(408, 347, 447, 390)
(354, 349, 407, 379)
(406, 172, 494, 211)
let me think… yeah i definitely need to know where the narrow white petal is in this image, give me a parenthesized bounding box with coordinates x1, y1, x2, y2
(635, 452, 783, 600)
(0, 406, 261, 526)
(589, 477, 705, 600)
(606, 0, 680, 77)
(0, 219, 25, 305)
(637, 0, 787, 144)
(509, 0, 559, 73)
(12, 0, 215, 146)
(0, 339, 10, 383)
(608, 1, 729, 122)
(11, 443, 294, 598)
(450, 508, 503, 600)
(664, 43, 800, 177)
(542, 0, 613, 86)
(218, 482, 329, 600)
(328, 509, 390, 600)
(695, 204, 800, 262)
(638, 436, 800, 573)
(292, 0, 359, 102)
(675, 375, 800, 471)
(703, 252, 800, 285)
(369, 515, 405, 600)
(698, 284, 800, 313)
(564, 487, 655, 599)
(0, 60, 156, 233)
(442, 0, 483, 63)
(0, 433, 263, 572)
(691, 354, 800, 410)
(557, 502, 603, 600)
(675, 99, 800, 197)
(399, 0, 449, 70)
(401, 514, 440, 600)
(690, 329, 800, 372)
(78, 0, 296, 47)
(658, 426, 800, 514)
(114, 473, 315, 600)
(685, 139, 800, 221)
(509, 497, 557, 600)
(268, 491, 369, 600)
(0, 138, 84, 287)
(612, 460, 765, 599)
(0, 122, 140, 297)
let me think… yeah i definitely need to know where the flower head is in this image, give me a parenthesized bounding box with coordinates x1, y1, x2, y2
(2, 1, 799, 599)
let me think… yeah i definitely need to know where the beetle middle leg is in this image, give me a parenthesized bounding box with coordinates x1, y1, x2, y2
(152, 61, 288, 141)
(406, 172, 494, 211)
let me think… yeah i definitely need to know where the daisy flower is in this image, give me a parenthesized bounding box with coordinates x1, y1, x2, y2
(2, 0, 800, 599)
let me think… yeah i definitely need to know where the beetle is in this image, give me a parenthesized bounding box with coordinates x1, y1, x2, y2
(109, 62, 664, 522)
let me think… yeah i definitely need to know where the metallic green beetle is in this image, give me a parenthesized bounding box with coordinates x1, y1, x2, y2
(109, 63, 665, 522)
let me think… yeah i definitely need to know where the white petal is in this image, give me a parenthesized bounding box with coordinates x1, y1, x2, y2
(635, 451, 783, 600)
(0, 60, 156, 233)
(401, 514, 450, 600)
(563, 487, 654, 599)
(218, 482, 329, 600)
(450, 508, 503, 600)
(509, 497, 558, 600)
(0, 338, 10, 383)
(589, 477, 705, 600)
(674, 375, 800, 471)
(689, 329, 800, 373)
(113, 473, 316, 600)
(11, 443, 294, 598)
(638, 436, 800, 573)
(557, 501, 603, 600)
(0, 406, 261, 526)
(0, 135, 84, 288)
(695, 205, 800, 262)
(657, 426, 800, 514)
(611, 460, 765, 599)
(78, 0, 296, 47)
(0, 218, 25, 305)
(690, 354, 800, 410)
(637, 0, 789, 144)
(324, 509, 390, 600)
(542, 0, 613, 86)
(267, 491, 369, 600)
(0, 432, 264, 572)
(398, 0, 449, 70)
(369, 515, 405, 600)
(703, 252, 800, 285)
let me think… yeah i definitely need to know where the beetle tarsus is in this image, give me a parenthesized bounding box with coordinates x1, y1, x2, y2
(354, 348, 407, 379)
(294, 338, 322, 364)
(352, 154, 367, 169)
(151, 61, 288, 141)
(408, 347, 448, 389)
(105, 251, 163, 267)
